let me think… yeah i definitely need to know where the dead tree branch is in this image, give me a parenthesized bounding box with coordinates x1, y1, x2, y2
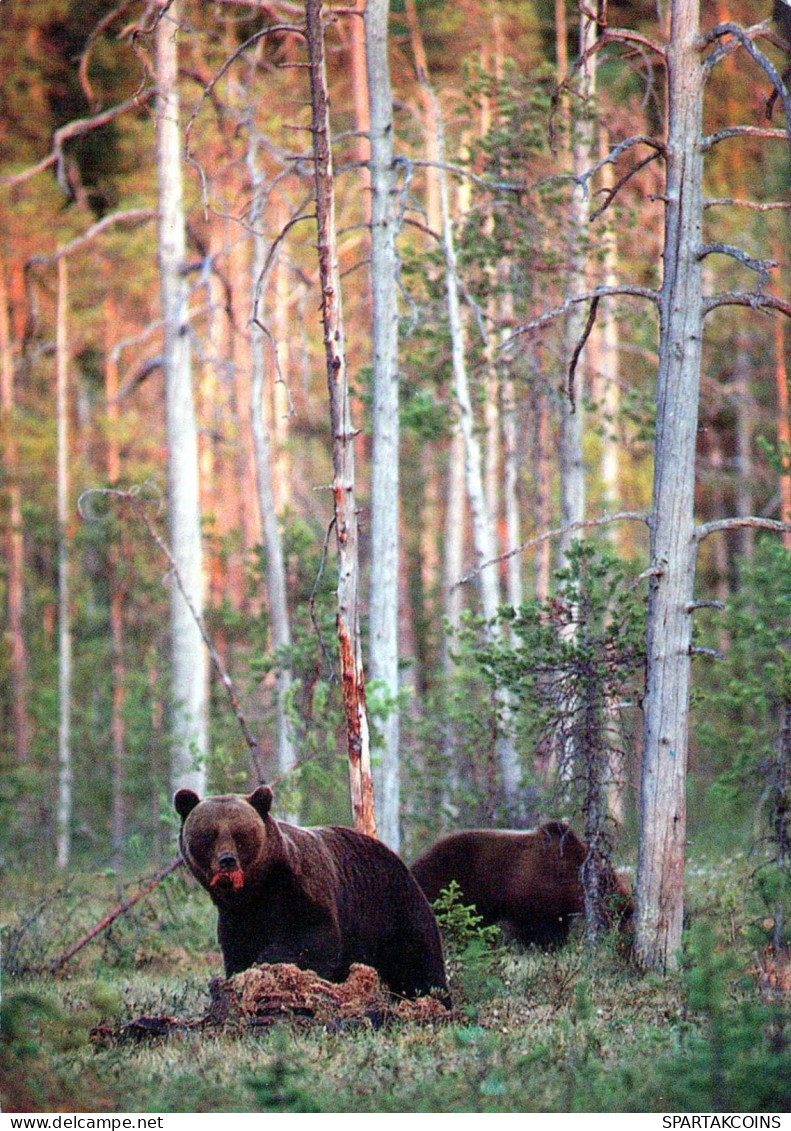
(78, 485, 266, 781)
(695, 516, 791, 543)
(27, 210, 156, 266)
(500, 284, 659, 354)
(704, 291, 791, 317)
(0, 91, 154, 194)
(48, 856, 183, 974)
(700, 21, 791, 133)
(698, 243, 777, 289)
(702, 125, 791, 149)
(455, 511, 650, 588)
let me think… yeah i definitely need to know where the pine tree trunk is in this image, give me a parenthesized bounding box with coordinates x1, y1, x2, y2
(105, 303, 126, 861)
(155, 0, 209, 797)
(305, 0, 375, 837)
(0, 259, 29, 769)
(365, 0, 401, 849)
(774, 315, 791, 551)
(56, 254, 72, 870)
(734, 333, 755, 568)
(635, 0, 704, 972)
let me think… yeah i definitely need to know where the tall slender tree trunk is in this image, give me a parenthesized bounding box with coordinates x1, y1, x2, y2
(155, 0, 209, 797)
(105, 302, 126, 861)
(249, 147, 297, 791)
(734, 333, 755, 568)
(402, 0, 460, 681)
(365, 0, 401, 849)
(593, 124, 622, 532)
(0, 259, 29, 768)
(435, 82, 522, 816)
(305, 0, 375, 837)
(558, 4, 596, 568)
(774, 315, 791, 551)
(534, 387, 552, 602)
(271, 196, 293, 510)
(404, 0, 521, 815)
(56, 254, 72, 870)
(635, 0, 704, 972)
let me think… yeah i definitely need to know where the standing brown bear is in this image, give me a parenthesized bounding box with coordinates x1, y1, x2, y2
(175, 785, 449, 1001)
(411, 821, 632, 946)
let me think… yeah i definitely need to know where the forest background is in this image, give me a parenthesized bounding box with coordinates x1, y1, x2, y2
(0, 0, 791, 1065)
(1, 0, 791, 1113)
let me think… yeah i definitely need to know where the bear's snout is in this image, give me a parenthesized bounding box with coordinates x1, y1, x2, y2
(218, 852, 238, 871)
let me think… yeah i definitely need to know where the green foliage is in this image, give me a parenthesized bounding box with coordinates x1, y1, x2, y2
(431, 881, 507, 1014)
(697, 541, 791, 945)
(641, 923, 791, 1112)
(245, 1028, 321, 1113)
(485, 542, 645, 819)
(2, 851, 791, 1113)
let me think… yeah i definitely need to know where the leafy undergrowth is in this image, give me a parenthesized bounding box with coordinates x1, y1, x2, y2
(1, 858, 790, 1113)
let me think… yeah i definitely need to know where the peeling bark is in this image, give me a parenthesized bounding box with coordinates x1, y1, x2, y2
(305, 0, 375, 837)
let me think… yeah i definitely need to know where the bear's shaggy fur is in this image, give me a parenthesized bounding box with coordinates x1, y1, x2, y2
(411, 821, 632, 947)
(175, 786, 449, 1001)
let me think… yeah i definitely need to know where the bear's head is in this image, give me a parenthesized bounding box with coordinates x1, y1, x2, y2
(174, 785, 277, 902)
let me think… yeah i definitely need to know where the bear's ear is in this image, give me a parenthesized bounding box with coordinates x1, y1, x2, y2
(174, 789, 201, 821)
(246, 785, 273, 820)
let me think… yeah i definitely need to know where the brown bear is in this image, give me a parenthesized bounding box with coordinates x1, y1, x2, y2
(411, 821, 632, 947)
(174, 785, 450, 1001)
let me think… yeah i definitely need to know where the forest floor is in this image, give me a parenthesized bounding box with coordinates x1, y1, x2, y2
(1, 852, 789, 1113)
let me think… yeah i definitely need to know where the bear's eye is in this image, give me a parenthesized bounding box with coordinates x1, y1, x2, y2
(234, 831, 256, 856)
(189, 830, 216, 857)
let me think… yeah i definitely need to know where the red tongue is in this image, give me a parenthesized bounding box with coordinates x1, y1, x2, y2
(210, 868, 244, 891)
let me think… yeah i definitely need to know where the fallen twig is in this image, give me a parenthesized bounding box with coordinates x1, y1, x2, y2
(48, 856, 183, 974)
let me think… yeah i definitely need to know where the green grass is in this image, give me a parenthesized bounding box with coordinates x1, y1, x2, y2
(1, 857, 789, 1113)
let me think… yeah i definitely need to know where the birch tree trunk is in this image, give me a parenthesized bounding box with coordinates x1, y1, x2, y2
(56, 254, 72, 870)
(249, 147, 297, 790)
(635, 0, 704, 972)
(305, 0, 375, 837)
(402, 0, 463, 685)
(365, 0, 401, 850)
(155, 0, 209, 797)
(0, 259, 29, 768)
(558, 4, 596, 568)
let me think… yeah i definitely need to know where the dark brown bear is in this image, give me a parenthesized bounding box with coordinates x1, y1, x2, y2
(411, 821, 632, 947)
(174, 786, 449, 1001)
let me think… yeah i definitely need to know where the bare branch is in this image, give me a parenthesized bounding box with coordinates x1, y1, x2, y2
(561, 131, 666, 221)
(551, 28, 666, 151)
(49, 856, 183, 973)
(78, 0, 140, 109)
(78, 485, 266, 781)
(698, 242, 776, 289)
(703, 291, 791, 317)
(27, 210, 156, 267)
(567, 296, 600, 411)
(0, 91, 154, 194)
(705, 197, 791, 211)
(702, 124, 791, 149)
(695, 515, 791, 543)
(700, 22, 791, 131)
(578, 133, 665, 188)
(500, 284, 659, 353)
(455, 511, 650, 588)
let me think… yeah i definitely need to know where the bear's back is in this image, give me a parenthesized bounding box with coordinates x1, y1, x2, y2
(411, 824, 587, 932)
